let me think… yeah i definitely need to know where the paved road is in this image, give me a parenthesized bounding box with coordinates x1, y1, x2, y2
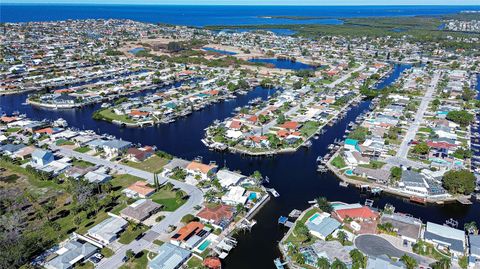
(327, 64, 366, 89)
(50, 146, 203, 268)
(355, 234, 433, 266)
(396, 71, 441, 159)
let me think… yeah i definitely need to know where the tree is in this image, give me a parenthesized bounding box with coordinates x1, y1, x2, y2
(125, 249, 135, 261)
(464, 221, 478, 235)
(400, 254, 418, 269)
(336, 230, 348, 245)
(181, 214, 198, 224)
(430, 257, 451, 269)
(446, 110, 474, 127)
(251, 170, 262, 182)
(458, 256, 468, 269)
(277, 114, 286, 125)
(331, 258, 347, 269)
(350, 249, 366, 269)
(317, 257, 330, 269)
(294, 222, 311, 243)
(443, 169, 476, 194)
(412, 142, 429, 155)
(73, 215, 83, 227)
(316, 197, 333, 213)
(390, 166, 402, 181)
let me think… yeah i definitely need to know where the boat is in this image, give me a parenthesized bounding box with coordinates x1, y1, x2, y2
(267, 188, 280, 197)
(302, 140, 312, 148)
(53, 118, 68, 127)
(339, 182, 349, 187)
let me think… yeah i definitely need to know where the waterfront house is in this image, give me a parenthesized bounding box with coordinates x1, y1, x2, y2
(44, 238, 97, 269)
(163, 158, 190, 175)
(148, 243, 191, 269)
(469, 235, 480, 259)
(221, 186, 248, 205)
(126, 146, 154, 162)
(424, 221, 466, 257)
(170, 221, 211, 249)
(196, 204, 234, 230)
(102, 139, 132, 156)
(86, 215, 128, 246)
(215, 169, 246, 188)
(352, 167, 390, 184)
(344, 138, 361, 152)
(31, 149, 54, 166)
(305, 212, 341, 240)
(186, 161, 217, 181)
(380, 213, 422, 246)
(123, 181, 155, 198)
(120, 199, 161, 223)
(398, 170, 430, 197)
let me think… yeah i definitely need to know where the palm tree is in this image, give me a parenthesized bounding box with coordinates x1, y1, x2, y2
(431, 257, 451, 269)
(331, 258, 347, 269)
(316, 196, 333, 213)
(317, 257, 330, 269)
(400, 254, 418, 269)
(336, 230, 348, 245)
(349, 249, 366, 269)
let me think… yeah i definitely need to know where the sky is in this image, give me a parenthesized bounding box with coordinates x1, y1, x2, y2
(3, 0, 480, 5)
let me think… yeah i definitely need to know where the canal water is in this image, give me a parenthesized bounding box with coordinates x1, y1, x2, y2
(248, 58, 317, 70)
(1, 64, 479, 269)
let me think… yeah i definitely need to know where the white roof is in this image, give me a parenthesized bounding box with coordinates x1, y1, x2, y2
(216, 169, 245, 188)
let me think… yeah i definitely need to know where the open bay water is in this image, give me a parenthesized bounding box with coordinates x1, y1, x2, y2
(1, 64, 479, 268)
(2, 4, 480, 25)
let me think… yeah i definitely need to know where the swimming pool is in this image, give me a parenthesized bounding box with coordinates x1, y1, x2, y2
(198, 240, 211, 252)
(345, 169, 353, 176)
(309, 213, 320, 222)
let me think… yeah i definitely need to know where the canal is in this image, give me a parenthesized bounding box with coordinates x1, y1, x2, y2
(1, 64, 479, 269)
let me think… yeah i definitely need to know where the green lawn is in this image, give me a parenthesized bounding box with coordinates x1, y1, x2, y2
(101, 247, 115, 258)
(186, 256, 204, 269)
(331, 155, 347, 169)
(72, 159, 95, 168)
(118, 225, 149, 244)
(150, 188, 186, 211)
(99, 109, 135, 124)
(119, 250, 154, 269)
(74, 146, 91, 153)
(75, 261, 94, 269)
(111, 174, 144, 189)
(300, 121, 320, 137)
(125, 155, 170, 173)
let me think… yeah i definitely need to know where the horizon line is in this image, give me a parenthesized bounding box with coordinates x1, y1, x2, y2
(2, 3, 480, 6)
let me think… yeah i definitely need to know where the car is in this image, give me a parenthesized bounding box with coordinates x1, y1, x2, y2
(135, 233, 145, 240)
(122, 256, 128, 262)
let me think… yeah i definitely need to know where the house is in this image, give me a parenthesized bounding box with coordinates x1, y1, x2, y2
(123, 181, 155, 198)
(148, 243, 191, 269)
(102, 139, 132, 156)
(221, 186, 248, 205)
(163, 158, 190, 174)
(333, 206, 379, 222)
(469, 235, 480, 259)
(398, 170, 430, 196)
(83, 171, 111, 184)
(215, 169, 246, 188)
(352, 167, 390, 184)
(86, 216, 128, 246)
(380, 213, 422, 245)
(0, 143, 26, 156)
(13, 145, 36, 160)
(196, 204, 234, 230)
(305, 212, 341, 240)
(126, 147, 154, 162)
(44, 239, 97, 269)
(366, 255, 406, 269)
(31, 149, 54, 166)
(186, 161, 217, 181)
(280, 121, 300, 131)
(120, 199, 161, 222)
(170, 221, 210, 249)
(424, 222, 466, 257)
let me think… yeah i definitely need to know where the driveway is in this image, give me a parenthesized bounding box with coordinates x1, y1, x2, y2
(354, 234, 433, 266)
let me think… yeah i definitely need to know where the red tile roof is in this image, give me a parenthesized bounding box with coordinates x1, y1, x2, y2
(280, 121, 299, 130)
(335, 206, 378, 221)
(197, 204, 234, 223)
(171, 221, 204, 242)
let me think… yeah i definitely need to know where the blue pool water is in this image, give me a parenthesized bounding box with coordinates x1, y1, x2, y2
(128, 47, 145, 54)
(248, 58, 317, 70)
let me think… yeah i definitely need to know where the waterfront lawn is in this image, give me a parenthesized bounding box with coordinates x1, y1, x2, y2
(300, 121, 320, 137)
(285, 207, 321, 245)
(150, 187, 186, 211)
(120, 250, 153, 269)
(124, 155, 169, 173)
(118, 224, 149, 244)
(98, 109, 135, 124)
(186, 256, 203, 268)
(74, 146, 91, 153)
(331, 155, 347, 169)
